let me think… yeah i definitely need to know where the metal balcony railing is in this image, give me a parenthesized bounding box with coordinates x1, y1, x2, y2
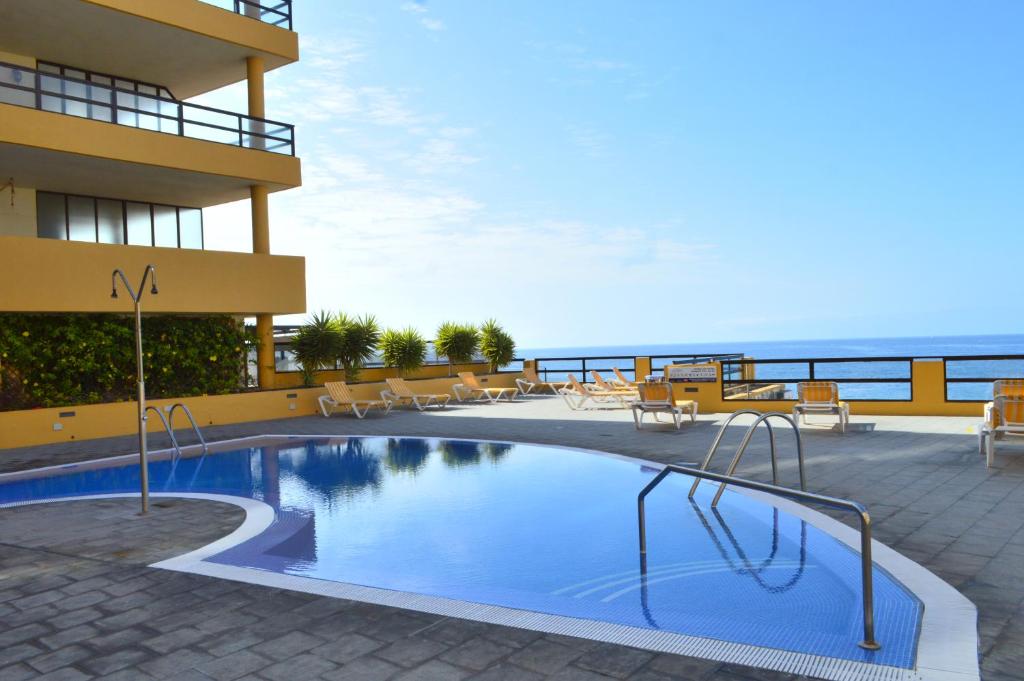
(0, 61, 294, 156)
(202, 0, 293, 30)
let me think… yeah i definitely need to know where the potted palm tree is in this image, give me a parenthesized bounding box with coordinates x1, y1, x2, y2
(434, 322, 479, 376)
(290, 311, 343, 386)
(380, 327, 427, 378)
(336, 313, 380, 382)
(480, 319, 516, 373)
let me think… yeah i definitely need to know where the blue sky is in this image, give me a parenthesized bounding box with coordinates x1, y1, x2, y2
(198, 1, 1023, 348)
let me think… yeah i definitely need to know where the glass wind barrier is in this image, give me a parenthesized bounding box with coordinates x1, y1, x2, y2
(722, 358, 913, 401)
(945, 357, 1024, 401)
(200, 0, 292, 29)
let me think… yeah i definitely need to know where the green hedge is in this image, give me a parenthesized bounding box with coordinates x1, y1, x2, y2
(0, 314, 254, 411)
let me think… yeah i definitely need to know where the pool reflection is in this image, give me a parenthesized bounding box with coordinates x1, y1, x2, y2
(385, 438, 432, 474)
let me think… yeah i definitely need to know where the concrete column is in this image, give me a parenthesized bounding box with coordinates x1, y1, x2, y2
(252, 185, 274, 389)
(247, 56, 275, 389)
(251, 185, 270, 255)
(246, 56, 265, 118)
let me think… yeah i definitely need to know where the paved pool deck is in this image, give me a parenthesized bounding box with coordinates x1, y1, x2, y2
(1, 397, 1022, 681)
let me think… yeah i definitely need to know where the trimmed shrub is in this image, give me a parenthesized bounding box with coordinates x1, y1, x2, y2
(0, 314, 254, 411)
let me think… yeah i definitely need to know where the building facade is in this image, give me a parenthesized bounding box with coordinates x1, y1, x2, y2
(0, 0, 305, 389)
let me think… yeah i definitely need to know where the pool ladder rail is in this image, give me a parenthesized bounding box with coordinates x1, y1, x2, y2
(144, 403, 208, 463)
(636, 410, 882, 651)
(690, 410, 807, 507)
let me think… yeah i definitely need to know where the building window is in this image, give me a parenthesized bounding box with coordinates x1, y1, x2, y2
(36, 191, 204, 250)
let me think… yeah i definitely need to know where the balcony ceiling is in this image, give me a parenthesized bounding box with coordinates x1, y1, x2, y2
(0, 141, 299, 207)
(0, 0, 298, 99)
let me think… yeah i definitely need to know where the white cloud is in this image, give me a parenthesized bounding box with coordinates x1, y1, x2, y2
(199, 42, 718, 346)
(400, 1, 445, 31)
(399, 1, 427, 14)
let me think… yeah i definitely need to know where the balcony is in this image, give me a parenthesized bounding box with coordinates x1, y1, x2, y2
(0, 236, 306, 315)
(0, 63, 300, 207)
(202, 0, 293, 30)
(0, 62, 293, 155)
(0, 0, 298, 98)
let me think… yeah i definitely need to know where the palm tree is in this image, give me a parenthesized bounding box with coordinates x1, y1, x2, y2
(290, 311, 343, 386)
(480, 319, 516, 373)
(434, 322, 479, 376)
(380, 327, 427, 377)
(336, 313, 380, 382)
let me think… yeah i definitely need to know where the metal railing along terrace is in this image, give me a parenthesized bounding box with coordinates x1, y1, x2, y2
(202, 0, 293, 30)
(0, 61, 295, 155)
(533, 353, 744, 385)
(722, 354, 1024, 402)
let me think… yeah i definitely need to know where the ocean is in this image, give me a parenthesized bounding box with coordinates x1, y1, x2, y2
(516, 334, 1024, 402)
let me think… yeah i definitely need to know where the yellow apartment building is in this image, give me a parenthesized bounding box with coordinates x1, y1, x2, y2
(0, 0, 305, 390)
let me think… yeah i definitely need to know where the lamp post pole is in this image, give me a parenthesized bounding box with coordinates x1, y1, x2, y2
(111, 266, 159, 515)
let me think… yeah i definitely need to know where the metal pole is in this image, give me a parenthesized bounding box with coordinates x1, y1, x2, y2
(112, 265, 158, 515)
(858, 510, 881, 650)
(136, 297, 148, 514)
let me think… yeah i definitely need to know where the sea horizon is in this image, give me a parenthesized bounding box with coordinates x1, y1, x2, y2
(518, 332, 1024, 360)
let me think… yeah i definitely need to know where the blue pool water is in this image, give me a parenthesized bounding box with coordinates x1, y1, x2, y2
(0, 437, 920, 667)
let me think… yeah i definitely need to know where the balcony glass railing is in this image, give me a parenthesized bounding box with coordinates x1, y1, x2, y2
(201, 0, 293, 30)
(0, 61, 294, 156)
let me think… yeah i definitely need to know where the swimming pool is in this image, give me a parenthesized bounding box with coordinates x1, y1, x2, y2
(0, 436, 970, 680)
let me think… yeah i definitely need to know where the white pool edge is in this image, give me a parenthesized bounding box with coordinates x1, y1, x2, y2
(0, 434, 979, 681)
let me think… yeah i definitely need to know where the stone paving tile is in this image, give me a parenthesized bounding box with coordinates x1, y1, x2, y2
(195, 649, 270, 681)
(0, 662, 39, 681)
(258, 652, 339, 680)
(321, 656, 404, 681)
(2, 406, 1022, 680)
(465, 665, 545, 681)
(506, 638, 584, 674)
(138, 647, 216, 679)
(439, 637, 516, 671)
(376, 637, 451, 668)
(27, 644, 93, 674)
(250, 630, 325, 661)
(392, 659, 473, 681)
(312, 632, 386, 663)
(32, 668, 94, 681)
(572, 644, 655, 679)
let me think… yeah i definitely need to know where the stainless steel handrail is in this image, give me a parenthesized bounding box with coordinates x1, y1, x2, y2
(144, 405, 182, 459)
(168, 403, 208, 455)
(710, 412, 805, 507)
(687, 410, 766, 498)
(144, 404, 207, 464)
(637, 464, 880, 651)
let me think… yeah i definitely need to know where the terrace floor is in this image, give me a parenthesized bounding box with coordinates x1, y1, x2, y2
(1, 397, 1023, 681)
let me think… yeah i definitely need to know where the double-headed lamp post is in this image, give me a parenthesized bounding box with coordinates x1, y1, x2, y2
(111, 266, 159, 514)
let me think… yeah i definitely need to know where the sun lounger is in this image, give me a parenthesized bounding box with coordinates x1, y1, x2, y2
(979, 396, 1024, 467)
(984, 380, 1024, 423)
(515, 366, 568, 395)
(590, 370, 639, 395)
(453, 372, 519, 403)
(792, 381, 849, 433)
(382, 377, 451, 411)
(559, 374, 635, 410)
(613, 367, 639, 389)
(631, 381, 698, 429)
(319, 381, 393, 419)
